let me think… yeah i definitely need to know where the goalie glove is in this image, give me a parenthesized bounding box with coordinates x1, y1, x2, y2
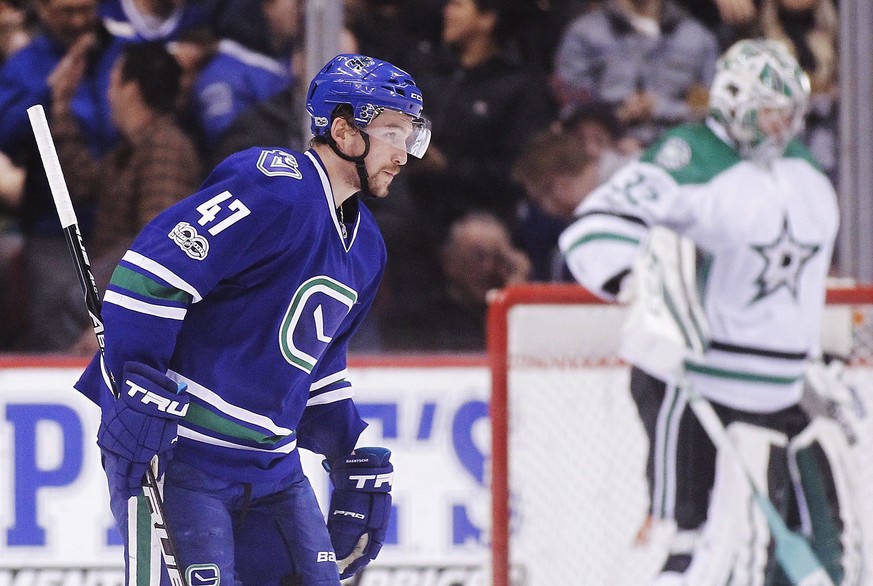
(97, 362, 189, 498)
(323, 447, 393, 579)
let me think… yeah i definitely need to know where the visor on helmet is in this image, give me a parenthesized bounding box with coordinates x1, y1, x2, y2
(362, 109, 432, 158)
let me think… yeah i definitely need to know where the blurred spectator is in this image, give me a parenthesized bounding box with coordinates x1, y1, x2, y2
(553, 0, 719, 147)
(344, 0, 442, 71)
(50, 40, 201, 353)
(0, 151, 23, 205)
(405, 0, 557, 232)
(560, 100, 641, 180)
(761, 0, 839, 181)
(182, 0, 300, 162)
(0, 0, 29, 61)
(188, 37, 290, 157)
(206, 76, 305, 169)
(0, 150, 24, 350)
(498, 0, 596, 74)
(512, 129, 601, 282)
(374, 0, 553, 354)
(676, 0, 763, 48)
(99, 0, 209, 42)
(0, 0, 122, 351)
(209, 0, 299, 60)
(381, 211, 531, 351)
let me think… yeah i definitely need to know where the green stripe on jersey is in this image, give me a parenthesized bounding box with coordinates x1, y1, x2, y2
(564, 232, 640, 255)
(110, 265, 192, 303)
(185, 403, 292, 445)
(684, 361, 801, 385)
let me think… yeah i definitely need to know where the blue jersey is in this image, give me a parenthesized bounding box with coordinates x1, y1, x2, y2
(76, 147, 383, 482)
(99, 0, 209, 42)
(193, 40, 291, 146)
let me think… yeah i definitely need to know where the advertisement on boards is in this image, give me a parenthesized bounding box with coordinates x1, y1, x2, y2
(0, 360, 493, 586)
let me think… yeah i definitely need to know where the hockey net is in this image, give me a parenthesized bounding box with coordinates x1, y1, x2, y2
(488, 283, 873, 586)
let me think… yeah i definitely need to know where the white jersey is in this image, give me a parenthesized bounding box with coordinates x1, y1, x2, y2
(559, 121, 839, 412)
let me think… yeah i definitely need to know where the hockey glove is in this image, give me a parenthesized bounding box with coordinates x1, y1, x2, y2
(97, 362, 189, 498)
(323, 447, 393, 579)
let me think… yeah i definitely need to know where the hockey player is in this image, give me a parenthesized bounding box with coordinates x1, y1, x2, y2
(74, 54, 430, 584)
(559, 40, 841, 584)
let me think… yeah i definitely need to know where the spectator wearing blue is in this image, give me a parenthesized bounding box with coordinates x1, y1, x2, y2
(184, 0, 299, 161)
(99, 0, 209, 43)
(0, 0, 122, 351)
(553, 0, 720, 147)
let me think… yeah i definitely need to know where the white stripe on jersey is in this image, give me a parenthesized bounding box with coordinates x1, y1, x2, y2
(306, 387, 355, 407)
(309, 368, 349, 392)
(178, 426, 298, 453)
(167, 370, 293, 436)
(104, 290, 188, 320)
(122, 250, 203, 302)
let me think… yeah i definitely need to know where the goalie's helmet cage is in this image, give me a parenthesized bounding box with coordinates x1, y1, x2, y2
(305, 54, 430, 157)
(709, 39, 811, 162)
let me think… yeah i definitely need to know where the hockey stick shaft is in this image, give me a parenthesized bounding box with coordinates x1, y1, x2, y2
(679, 376, 835, 586)
(27, 104, 187, 586)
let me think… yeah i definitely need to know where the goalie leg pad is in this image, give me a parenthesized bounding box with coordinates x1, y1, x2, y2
(677, 422, 787, 586)
(789, 418, 864, 585)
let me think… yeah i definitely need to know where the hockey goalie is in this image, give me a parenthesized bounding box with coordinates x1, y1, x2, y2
(558, 39, 869, 585)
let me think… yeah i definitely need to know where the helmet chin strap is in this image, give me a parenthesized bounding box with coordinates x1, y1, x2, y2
(327, 131, 372, 198)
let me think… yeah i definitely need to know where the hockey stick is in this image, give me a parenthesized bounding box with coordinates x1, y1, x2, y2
(27, 104, 188, 586)
(679, 376, 836, 586)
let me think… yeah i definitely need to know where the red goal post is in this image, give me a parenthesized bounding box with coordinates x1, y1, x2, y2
(487, 283, 873, 586)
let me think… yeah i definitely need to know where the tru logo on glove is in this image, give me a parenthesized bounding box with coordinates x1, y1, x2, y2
(348, 473, 393, 490)
(126, 381, 189, 417)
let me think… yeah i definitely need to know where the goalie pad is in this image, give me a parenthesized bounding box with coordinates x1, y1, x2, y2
(789, 419, 865, 585)
(621, 226, 710, 380)
(681, 422, 788, 586)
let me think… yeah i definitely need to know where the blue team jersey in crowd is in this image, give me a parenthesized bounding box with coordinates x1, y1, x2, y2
(76, 147, 384, 482)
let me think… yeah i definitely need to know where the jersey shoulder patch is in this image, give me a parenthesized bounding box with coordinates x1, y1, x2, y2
(640, 123, 741, 185)
(256, 148, 304, 179)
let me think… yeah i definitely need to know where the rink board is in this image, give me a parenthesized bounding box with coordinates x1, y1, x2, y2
(0, 357, 493, 585)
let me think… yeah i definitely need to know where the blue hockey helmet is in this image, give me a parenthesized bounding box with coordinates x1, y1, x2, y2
(306, 54, 431, 158)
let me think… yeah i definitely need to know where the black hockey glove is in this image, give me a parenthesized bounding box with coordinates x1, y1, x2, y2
(323, 447, 393, 578)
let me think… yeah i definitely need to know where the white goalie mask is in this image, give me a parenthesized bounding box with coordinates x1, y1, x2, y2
(709, 39, 811, 162)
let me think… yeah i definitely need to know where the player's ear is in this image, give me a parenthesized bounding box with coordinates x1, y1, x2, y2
(330, 116, 358, 144)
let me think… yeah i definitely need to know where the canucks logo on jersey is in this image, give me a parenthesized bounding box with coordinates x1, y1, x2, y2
(279, 275, 359, 373)
(257, 149, 303, 179)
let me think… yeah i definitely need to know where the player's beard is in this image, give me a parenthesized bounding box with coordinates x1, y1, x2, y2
(367, 167, 399, 198)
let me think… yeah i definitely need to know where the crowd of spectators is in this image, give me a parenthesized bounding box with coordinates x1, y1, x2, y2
(0, 0, 841, 354)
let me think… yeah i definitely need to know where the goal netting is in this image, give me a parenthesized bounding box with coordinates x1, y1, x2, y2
(488, 284, 873, 586)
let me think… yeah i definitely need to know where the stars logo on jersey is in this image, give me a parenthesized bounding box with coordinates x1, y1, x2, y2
(750, 214, 820, 303)
(257, 149, 303, 179)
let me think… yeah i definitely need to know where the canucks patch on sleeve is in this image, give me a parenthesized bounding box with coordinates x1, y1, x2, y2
(257, 149, 303, 179)
(279, 276, 358, 373)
